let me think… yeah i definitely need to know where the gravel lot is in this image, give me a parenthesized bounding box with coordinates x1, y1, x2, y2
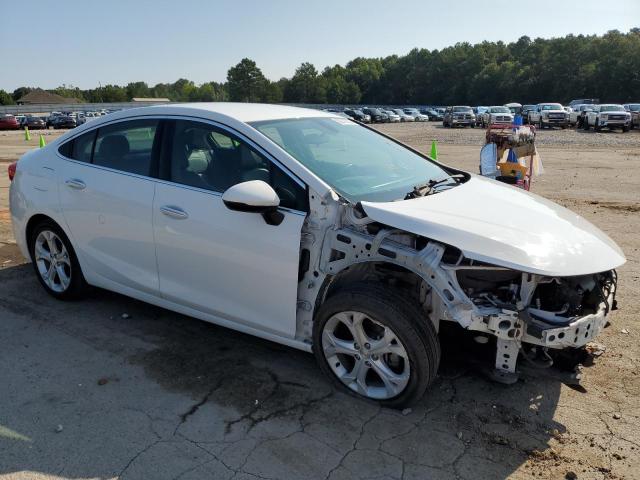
(0, 124, 639, 480)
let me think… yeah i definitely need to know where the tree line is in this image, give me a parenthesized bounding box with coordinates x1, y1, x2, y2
(2, 29, 638, 107)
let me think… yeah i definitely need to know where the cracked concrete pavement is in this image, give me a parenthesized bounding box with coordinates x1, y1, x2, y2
(0, 126, 639, 479)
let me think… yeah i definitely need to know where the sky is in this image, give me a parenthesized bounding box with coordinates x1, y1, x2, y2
(1, 0, 638, 91)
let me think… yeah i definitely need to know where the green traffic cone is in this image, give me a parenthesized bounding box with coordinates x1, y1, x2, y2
(39, 135, 46, 148)
(430, 140, 438, 160)
(25, 127, 31, 141)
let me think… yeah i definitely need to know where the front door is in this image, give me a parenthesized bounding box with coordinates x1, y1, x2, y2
(152, 119, 307, 338)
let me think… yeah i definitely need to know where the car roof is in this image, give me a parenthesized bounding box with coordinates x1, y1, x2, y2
(127, 102, 339, 123)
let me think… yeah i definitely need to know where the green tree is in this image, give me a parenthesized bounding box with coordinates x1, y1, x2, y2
(126, 81, 151, 99)
(285, 62, 326, 103)
(0, 90, 14, 105)
(12, 87, 32, 102)
(227, 58, 268, 102)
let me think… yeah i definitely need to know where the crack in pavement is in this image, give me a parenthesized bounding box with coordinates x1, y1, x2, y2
(177, 377, 226, 427)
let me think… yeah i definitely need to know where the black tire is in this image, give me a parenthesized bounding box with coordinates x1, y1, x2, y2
(28, 220, 88, 300)
(312, 282, 440, 408)
(622, 125, 629, 133)
(583, 120, 590, 131)
(594, 119, 601, 132)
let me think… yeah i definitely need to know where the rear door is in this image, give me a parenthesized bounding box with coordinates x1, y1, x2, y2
(152, 119, 307, 338)
(57, 118, 161, 296)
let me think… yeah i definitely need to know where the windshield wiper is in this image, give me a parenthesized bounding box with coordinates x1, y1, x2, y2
(404, 174, 465, 199)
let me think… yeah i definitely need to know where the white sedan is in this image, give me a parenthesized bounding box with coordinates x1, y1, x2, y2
(9, 103, 625, 407)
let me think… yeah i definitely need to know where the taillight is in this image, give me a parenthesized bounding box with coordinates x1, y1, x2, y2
(8, 162, 17, 181)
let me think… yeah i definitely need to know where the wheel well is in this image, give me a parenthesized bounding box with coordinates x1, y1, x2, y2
(317, 261, 426, 312)
(25, 214, 58, 250)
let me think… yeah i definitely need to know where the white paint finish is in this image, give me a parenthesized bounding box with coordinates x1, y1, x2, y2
(221, 180, 280, 207)
(57, 160, 159, 295)
(361, 175, 626, 277)
(152, 182, 305, 338)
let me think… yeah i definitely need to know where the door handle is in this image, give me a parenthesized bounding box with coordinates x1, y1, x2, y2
(160, 205, 189, 219)
(65, 179, 86, 190)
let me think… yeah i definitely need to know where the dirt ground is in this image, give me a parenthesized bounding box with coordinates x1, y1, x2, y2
(0, 124, 638, 480)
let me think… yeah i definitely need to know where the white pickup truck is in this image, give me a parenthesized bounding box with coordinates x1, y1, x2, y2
(584, 104, 632, 132)
(527, 103, 570, 129)
(569, 104, 596, 128)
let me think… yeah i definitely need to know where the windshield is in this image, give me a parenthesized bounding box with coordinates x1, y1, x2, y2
(251, 117, 451, 203)
(600, 105, 625, 112)
(541, 104, 563, 110)
(490, 107, 510, 113)
(627, 104, 640, 111)
(453, 107, 472, 113)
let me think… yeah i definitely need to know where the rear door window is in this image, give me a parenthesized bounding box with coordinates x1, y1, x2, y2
(93, 119, 159, 176)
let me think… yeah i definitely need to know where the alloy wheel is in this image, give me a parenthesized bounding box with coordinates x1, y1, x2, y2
(34, 230, 72, 293)
(322, 311, 410, 400)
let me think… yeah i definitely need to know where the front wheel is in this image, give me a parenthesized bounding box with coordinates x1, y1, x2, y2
(29, 221, 88, 300)
(313, 283, 440, 407)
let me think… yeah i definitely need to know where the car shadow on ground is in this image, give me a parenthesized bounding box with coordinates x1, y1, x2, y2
(0, 262, 573, 479)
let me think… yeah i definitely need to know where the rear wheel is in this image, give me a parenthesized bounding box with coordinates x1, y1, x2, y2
(313, 283, 440, 408)
(29, 221, 88, 300)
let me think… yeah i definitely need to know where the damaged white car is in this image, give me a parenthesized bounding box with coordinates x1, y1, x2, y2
(9, 104, 625, 407)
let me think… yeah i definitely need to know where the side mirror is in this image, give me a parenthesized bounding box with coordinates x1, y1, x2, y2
(222, 180, 284, 226)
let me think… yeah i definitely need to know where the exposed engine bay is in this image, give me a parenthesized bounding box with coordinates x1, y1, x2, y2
(297, 199, 619, 383)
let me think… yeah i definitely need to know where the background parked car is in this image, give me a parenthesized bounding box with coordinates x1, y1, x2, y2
(623, 103, 640, 129)
(425, 108, 443, 121)
(584, 104, 631, 132)
(46, 112, 62, 128)
(343, 108, 369, 123)
(505, 102, 522, 116)
(520, 105, 537, 123)
(50, 114, 77, 129)
(0, 114, 20, 130)
(443, 106, 475, 128)
(403, 108, 428, 121)
(22, 116, 47, 130)
(568, 98, 599, 108)
(474, 107, 489, 125)
(384, 110, 401, 122)
(527, 103, 569, 129)
(419, 108, 432, 119)
(480, 106, 513, 127)
(362, 107, 388, 123)
(570, 104, 596, 128)
(392, 108, 414, 122)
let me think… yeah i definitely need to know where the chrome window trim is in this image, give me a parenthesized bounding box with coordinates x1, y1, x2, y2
(55, 113, 308, 215)
(57, 113, 307, 190)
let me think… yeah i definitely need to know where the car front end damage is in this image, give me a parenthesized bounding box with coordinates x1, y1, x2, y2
(297, 193, 621, 385)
